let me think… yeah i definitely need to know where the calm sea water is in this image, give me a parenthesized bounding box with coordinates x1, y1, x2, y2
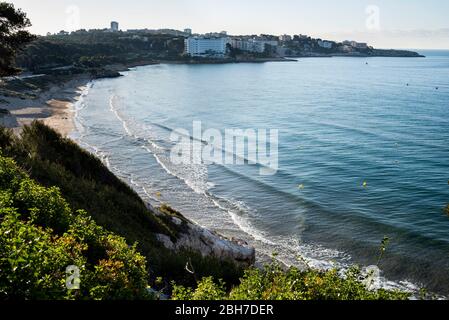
(73, 50, 449, 295)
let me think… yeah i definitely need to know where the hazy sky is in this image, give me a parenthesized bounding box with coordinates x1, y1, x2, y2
(10, 0, 449, 49)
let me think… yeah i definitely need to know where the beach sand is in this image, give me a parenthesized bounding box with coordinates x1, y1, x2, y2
(0, 76, 89, 137)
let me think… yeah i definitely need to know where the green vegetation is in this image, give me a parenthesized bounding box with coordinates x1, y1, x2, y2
(172, 260, 410, 300)
(0, 2, 36, 77)
(0, 154, 151, 299)
(0, 122, 243, 293)
(16, 31, 184, 75)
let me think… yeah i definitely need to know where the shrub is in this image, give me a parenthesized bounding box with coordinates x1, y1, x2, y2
(172, 261, 410, 301)
(0, 122, 245, 286)
(0, 154, 151, 300)
(172, 277, 226, 301)
(0, 208, 86, 300)
(14, 179, 72, 234)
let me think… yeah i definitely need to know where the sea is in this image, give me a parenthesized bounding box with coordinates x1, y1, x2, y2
(71, 50, 449, 296)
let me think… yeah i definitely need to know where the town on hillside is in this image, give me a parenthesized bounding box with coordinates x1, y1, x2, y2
(51, 21, 420, 60)
(3, 20, 422, 86)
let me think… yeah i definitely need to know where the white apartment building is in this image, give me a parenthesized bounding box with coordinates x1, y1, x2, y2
(185, 36, 228, 57)
(231, 38, 279, 53)
(280, 34, 292, 42)
(317, 40, 333, 49)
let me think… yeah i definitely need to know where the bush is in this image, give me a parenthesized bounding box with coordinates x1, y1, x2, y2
(172, 261, 410, 301)
(14, 179, 72, 234)
(0, 209, 86, 300)
(0, 122, 244, 286)
(0, 154, 151, 300)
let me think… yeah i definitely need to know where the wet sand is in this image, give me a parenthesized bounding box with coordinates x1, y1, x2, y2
(0, 76, 89, 137)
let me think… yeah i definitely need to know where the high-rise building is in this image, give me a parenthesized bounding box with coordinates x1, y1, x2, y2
(110, 21, 119, 32)
(185, 36, 228, 57)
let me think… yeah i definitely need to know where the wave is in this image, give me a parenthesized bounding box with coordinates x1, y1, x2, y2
(72, 78, 427, 297)
(71, 82, 93, 139)
(108, 94, 209, 194)
(148, 120, 281, 174)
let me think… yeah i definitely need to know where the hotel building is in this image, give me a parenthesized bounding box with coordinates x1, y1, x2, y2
(184, 36, 228, 57)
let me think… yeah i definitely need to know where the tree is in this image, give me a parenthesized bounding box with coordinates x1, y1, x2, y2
(0, 2, 35, 77)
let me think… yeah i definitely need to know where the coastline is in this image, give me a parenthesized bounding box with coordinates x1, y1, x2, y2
(0, 75, 91, 136)
(74, 62, 433, 296)
(0, 60, 439, 297)
(1, 47, 425, 134)
(0, 57, 294, 136)
(0, 65, 259, 270)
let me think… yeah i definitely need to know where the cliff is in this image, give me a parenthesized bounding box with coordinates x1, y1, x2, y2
(0, 122, 254, 288)
(154, 205, 255, 265)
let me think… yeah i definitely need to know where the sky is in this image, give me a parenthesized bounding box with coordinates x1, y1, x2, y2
(9, 0, 449, 49)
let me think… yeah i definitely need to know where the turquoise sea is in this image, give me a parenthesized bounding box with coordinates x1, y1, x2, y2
(73, 50, 449, 295)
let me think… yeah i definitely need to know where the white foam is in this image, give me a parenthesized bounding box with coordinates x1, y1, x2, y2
(109, 95, 132, 136)
(71, 79, 425, 298)
(71, 82, 93, 139)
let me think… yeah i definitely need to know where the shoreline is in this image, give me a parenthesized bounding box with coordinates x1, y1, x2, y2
(0, 62, 432, 298)
(0, 61, 437, 297)
(0, 58, 294, 136)
(68, 64, 424, 296)
(0, 74, 91, 136)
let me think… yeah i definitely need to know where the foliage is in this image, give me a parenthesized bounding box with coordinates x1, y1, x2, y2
(0, 208, 85, 299)
(0, 123, 244, 288)
(0, 154, 151, 299)
(16, 31, 184, 73)
(172, 260, 410, 301)
(0, 2, 36, 77)
(172, 277, 226, 301)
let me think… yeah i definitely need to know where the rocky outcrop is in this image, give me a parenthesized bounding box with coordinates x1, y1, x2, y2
(155, 208, 256, 268)
(92, 69, 123, 79)
(369, 49, 424, 57)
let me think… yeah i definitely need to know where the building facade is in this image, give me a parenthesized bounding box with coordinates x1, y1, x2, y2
(343, 40, 368, 49)
(231, 38, 279, 53)
(280, 34, 292, 42)
(185, 36, 228, 57)
(317, 40, 333, 49)
(110, 21, 119, 32)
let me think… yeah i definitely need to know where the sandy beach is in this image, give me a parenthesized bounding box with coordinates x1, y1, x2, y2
(0, 76, 90, 137)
